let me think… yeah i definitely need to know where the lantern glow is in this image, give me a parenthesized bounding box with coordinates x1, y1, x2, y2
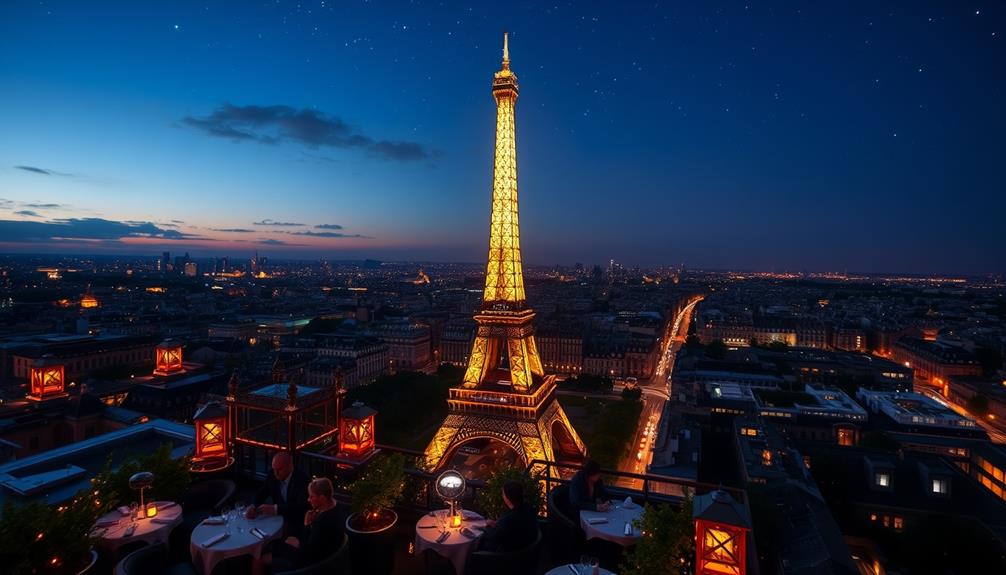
(191, 401, 230, 471)
(340, 402, 377, 457)
(154, 340, 184, 375)
(28, 355, 66, 401)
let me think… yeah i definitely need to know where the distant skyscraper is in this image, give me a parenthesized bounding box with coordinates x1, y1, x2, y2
(162, 251, 170, 272)
(424, 34, 585, 477)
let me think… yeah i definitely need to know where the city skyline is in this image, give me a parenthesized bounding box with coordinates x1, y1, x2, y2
(1, 2, 1003, 274)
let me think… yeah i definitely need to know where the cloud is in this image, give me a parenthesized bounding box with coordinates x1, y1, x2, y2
(0, 217, 205, 243)
(258, 238, 288, 245)
(212, 228, 255, 233)
(315, 223, 344, 230)
(24, 203, 63, 209)
(181, 103, 430, 162)
(15, 165, 74, 177)
(288, 230, 369, 239)
(253, 219, 304, 227)
(16, 165, 52, 175)
(171, 219, 185, 224)
(0, 198, 15, 208)
(14, 210, 42, 217)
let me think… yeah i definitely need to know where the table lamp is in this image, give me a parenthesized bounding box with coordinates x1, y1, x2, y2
(435, 469, 466, 528)
(128, 472, 154, 518)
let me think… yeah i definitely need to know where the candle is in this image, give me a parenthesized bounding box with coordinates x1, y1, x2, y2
(451, 514, 462, 528)
(146, 505, 158, 518)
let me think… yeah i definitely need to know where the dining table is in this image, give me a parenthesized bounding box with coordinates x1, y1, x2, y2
(579, 501, 644, 547)
(91, 501, 182, 552)
(189, 512, 284, 575)
(414, 508, 486, 575)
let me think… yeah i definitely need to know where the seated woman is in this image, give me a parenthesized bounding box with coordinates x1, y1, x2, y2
(265, 477, 345, 573)
(568, 460, 613, 512)
(479, 481, 537, 552)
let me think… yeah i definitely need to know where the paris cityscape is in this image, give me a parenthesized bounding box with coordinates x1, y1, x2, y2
(1, 2, 1004, 575)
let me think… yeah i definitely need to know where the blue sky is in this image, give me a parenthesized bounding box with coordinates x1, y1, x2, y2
(1, 1, 1003, 274)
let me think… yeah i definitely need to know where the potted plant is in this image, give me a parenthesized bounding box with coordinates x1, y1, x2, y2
(345, 452, 405, 575)
(620, 498, 694, 575)
(0, 490, 112, 575)
(475, 465, 544, 518)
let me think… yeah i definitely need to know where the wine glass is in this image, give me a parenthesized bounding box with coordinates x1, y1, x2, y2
(220, 505, 233, 533)
(129, 501, 139, 519)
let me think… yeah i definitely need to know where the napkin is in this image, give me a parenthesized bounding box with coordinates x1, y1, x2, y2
(202, 532, 229, 547)
(122, 524, 136, 537)
(250, 527, 266, 540)
(623, 496, 635, 509)
(202, 516, 226, 525)
(117, 506, 131, 517)
(460, 527, 481, 539)
(436, 531, 450, 543)
(586, 517, 608, 525)
(151, 518, 175, 525)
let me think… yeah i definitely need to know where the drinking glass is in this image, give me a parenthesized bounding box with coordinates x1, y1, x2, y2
(129, 502, 139, 519)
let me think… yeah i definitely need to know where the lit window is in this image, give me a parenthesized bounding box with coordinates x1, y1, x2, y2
(932, 478, 948, 494)
(869, 513, 877, 522)
(893, 516, 903, 530)
(876, 472, 890, 487)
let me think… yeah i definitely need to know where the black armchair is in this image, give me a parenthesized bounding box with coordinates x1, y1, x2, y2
(467, 526, 542, 575)
(274, 532, 351, 575)
(114, 543, 196, 575)
(546, 484, 584, 564)
(182, 479, 236, 514)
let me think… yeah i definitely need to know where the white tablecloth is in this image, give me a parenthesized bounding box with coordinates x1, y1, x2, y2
(189, 514, 283, 575)
(414, 509, 485, 575)
(579, 503, 643, 547)
(545, 565, 616, 575)
(93, 501, 182, 551)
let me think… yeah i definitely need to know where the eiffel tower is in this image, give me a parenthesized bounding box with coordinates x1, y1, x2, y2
(424, 34, 586, 477)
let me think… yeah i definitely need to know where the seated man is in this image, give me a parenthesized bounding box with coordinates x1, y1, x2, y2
(247, 452, 310, 536)
(568, 460, 613, 512)
(480, 481, 538, 552)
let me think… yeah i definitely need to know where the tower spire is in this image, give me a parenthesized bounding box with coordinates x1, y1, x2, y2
(502, 31, 510, 69)
(422, 33, 586, 477)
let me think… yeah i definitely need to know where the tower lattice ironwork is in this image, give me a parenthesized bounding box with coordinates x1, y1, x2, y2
(424, 34, 586, 475)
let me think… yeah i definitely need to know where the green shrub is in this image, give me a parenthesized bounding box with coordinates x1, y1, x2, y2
(474, 465, 544, 518)
(621, 498, 694, 575)
(92, 443, 192, 507)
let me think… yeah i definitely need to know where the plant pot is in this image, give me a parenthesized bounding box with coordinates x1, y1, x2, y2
(75, 549, 99, 575)
(346, 509, 398, 575)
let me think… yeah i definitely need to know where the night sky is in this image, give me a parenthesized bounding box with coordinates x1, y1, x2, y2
(1, 1, 1003, 275)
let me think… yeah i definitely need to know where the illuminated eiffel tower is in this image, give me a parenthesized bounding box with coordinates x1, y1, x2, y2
(424, 34, 585, 477)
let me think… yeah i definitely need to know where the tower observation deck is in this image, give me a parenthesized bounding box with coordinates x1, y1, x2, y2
(423, 34, 586, 479)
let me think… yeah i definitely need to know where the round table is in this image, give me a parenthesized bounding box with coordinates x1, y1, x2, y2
(579, 503, 643, 547)
(189, 514, 283, 575)
(414, 509, 486, 575)
(544, 565, 616, 575)
(92, 501, 182, 551)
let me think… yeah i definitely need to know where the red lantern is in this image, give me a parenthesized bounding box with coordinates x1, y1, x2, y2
(694, 490, 751, 575)
(154, 340, 184, 375)
(28, 355, 66, 401)
(191, 401, 229, 470)
(340, 402, 377, 457)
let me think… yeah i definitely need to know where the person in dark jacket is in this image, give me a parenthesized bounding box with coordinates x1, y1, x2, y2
(264, 477, 345, 573)
(568, 460, 612, 511)
(247, 452, 310, 536)
(480, 481, 538, 552)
